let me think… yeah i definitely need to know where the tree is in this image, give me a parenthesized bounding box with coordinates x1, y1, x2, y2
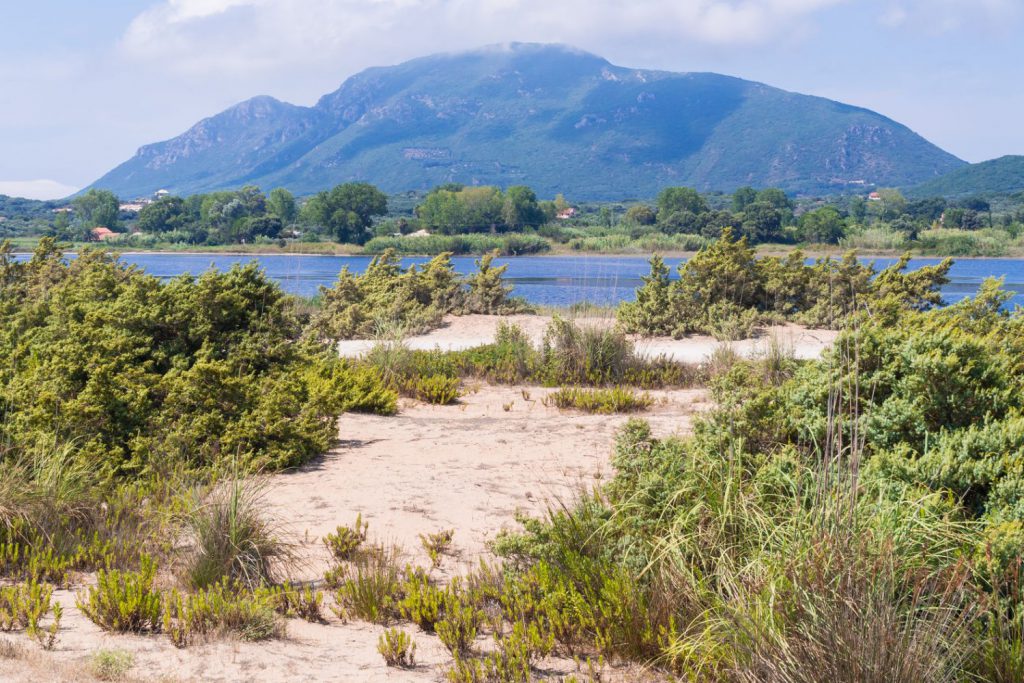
(500, 186, 544, 231)
(797, 206, 845, 244)
(625, 205, 657, 226)
(873, 188, 908, 222)
(137, 196, 189, 233)
(657, 187, 709, 221)
(303, 182, 388, 244)
(732, 186, 758, 213)
(73, 189, 120, 230)
(740, 201, 784, 242)
(267, 188, 297, 224)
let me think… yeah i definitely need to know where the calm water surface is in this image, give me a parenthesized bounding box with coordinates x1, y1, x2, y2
(19, 252, 1024, 309)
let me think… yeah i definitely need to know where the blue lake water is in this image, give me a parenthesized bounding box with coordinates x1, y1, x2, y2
(15, 252, 1024, 309)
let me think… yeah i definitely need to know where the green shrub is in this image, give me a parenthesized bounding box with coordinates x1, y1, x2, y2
(543, 387, 653, 414)
(89, 649, 134, 681)
(163, 581, 283, 647)
(324, 514, 368, 562)
(76, 556, 163, 633)
(411, 375, 461, 405)
(420, 528, 455, 567)
(437, 596, 484, 656)
(398, 570, 445, 632)
(0, 579, 61, 648)
(267, 582, 325, 623)
(331, 546, 403, 624)
(0, 242, 358, 476)
(377, 627, 417, 668)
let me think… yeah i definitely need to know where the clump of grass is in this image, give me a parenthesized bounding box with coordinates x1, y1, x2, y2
(267, 582, 325, 623)
(541, 317, 634, 385)
(0, 637, 25, 660)
(331, 545, 403, 624)
(543, 387, 653, 414)
(180, 476, 290, 591)
(378, 627, 417, 668)
(324, 514, 368, 562)
(420, 529, 455, 567)
(89, 649, 134, 681)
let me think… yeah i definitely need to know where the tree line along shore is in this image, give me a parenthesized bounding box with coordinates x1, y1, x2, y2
(3, 180, 1024, 258)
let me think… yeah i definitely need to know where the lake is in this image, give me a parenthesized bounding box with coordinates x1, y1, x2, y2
(16, 252, 1024, 309)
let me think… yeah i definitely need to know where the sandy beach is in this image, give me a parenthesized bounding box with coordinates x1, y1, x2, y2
(337, 314, 839, 363)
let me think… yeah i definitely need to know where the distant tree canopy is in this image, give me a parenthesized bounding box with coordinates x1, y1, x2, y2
(416, 184, 543, 234)
(267, 187, 298, 224)
(302, 182, 388, 244)
(73, 189, 119, 230)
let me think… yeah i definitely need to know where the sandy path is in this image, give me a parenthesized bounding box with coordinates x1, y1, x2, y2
(267, 384, 709, 579)
(337, 314, 838, 363)
(10, 385, 706, 683)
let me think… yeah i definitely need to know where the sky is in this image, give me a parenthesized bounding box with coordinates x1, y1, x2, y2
(1, 0, 1022, 199)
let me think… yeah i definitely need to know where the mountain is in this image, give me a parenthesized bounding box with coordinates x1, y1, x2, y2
(89, 43, 965, 200)
(908, 155, 1024, 198)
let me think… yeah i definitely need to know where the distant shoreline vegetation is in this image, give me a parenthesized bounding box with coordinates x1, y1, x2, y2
(2, 180, 1023, 258)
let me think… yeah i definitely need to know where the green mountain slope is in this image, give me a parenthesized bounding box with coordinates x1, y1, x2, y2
(908, 155, 1024, 197)
(89, 43, 965, 200)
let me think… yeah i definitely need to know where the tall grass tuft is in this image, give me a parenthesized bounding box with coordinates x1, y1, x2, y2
(180, 475, 291, 591)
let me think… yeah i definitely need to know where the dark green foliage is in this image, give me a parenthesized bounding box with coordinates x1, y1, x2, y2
(301, 182, 388, 244)
(618, 230, 952, 336)
(0, 240, 384, 476)
(307, 249, 531, 340)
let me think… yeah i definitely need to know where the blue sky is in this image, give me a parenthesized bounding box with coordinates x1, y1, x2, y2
(1, 0, 1022, 198)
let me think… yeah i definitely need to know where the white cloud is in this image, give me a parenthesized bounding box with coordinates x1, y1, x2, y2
(121, 0, 848, 77)
(0, 180, 79, 201)
(880, 0, 1020, 33)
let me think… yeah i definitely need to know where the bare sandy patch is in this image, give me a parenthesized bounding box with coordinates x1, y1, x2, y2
(337, 314, 838, 363)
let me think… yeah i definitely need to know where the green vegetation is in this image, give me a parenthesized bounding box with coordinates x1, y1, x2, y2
(378, 627, 417, 668)
(619, 229, 952, 337)
(543, 386, 654, 414)
(89, 649, 134, 681)
(308, 249, 530, 340)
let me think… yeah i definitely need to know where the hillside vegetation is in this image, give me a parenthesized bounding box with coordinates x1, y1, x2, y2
(87, 43, 963, 199)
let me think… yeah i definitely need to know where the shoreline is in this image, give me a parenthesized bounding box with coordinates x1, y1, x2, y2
(8, 242, 1024, 261)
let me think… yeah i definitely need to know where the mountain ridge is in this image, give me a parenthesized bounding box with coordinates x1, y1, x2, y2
(89, 43, 965, 200)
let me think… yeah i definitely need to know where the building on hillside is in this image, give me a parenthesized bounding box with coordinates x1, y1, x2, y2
(868, 191, 882, 202)
(556, 207, 578, 219)
(154, 189, 170, 199)
(119, 202, 146, 213)
(90, 227, 117, 241)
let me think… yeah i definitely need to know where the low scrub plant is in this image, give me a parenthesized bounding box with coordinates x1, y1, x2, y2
(0, 579, 61, 649)
(89, 649, 134, 681)
(420, 529, 455, 567)
(324, 514, 368, 562)
(76, 555, 163, 633)
(377, 627, 417, 668)
(163, 580, 284, 647)
(267, 582, 325, 623)
(331, 545, 403, 624)
(543, 387, 653, 414)
(411, 375, 461, 405)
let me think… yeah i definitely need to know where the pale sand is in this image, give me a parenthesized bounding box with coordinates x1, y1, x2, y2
(337, 314, 839, 363)
(13, 384, 707, 683)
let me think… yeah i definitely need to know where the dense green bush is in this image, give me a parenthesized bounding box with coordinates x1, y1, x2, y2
(307, 249, 531, 340)
(543, 387, 654, 414)
(619, 229, 952, 336)
(0, 240, 388, 476)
